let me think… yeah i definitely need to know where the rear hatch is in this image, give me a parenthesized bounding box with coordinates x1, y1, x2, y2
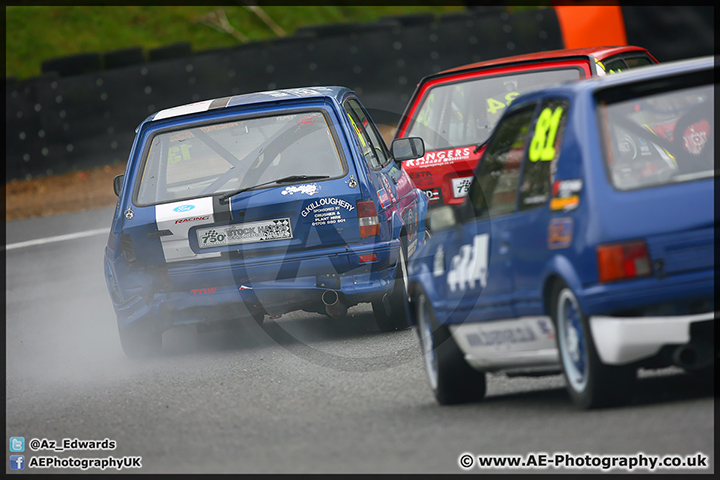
(124, 105, 365, 289)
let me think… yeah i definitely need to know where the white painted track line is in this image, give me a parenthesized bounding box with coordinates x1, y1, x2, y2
(4, 227, 109, 251)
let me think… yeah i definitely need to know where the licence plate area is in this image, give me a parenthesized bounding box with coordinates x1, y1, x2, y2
(197, 218, 293, 248)
(451, 176, 473, 198)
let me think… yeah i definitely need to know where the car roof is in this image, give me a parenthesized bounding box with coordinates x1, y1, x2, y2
(493, 55, 715, 113)
(147, 86, 352, 122)
(437, 46, 651, 76)
(523, 55, 715, 99)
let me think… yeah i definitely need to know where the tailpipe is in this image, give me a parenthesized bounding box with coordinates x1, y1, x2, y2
(671, 344, 713, 371)
(322, 290, 347, 318)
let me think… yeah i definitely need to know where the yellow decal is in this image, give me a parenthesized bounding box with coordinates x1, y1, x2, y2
(529, 106, 564, 162)
(347, 114, 366, 148)
(168, 144, 192, 164)
(550, 195, 579, 211)
(486, 92, 520, 115)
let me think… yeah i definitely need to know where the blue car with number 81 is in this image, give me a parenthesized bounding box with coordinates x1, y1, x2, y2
(406, 56, 715, 409)
(104, 86, 428, 357)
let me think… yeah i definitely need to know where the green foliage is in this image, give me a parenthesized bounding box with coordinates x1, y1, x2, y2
(5, 5, 466, 80)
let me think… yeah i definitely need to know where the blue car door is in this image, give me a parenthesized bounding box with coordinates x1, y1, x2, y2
(444, 103, 538, 324)
(509, 98, 571, 319)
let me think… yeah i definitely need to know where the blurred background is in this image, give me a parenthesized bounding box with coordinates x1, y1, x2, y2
(4, 4, 714, 218)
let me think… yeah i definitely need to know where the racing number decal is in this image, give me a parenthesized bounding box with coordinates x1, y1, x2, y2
(168, 145, 192, 164)
(487, 92, 520, 115)
(529, 106, 564, 162)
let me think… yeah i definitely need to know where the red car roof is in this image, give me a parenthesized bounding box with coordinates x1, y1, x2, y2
(439, 46, 653, 75)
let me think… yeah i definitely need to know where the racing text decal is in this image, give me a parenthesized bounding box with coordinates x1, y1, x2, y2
(447, 234, 489, 292)
(405, 147, 473, 168)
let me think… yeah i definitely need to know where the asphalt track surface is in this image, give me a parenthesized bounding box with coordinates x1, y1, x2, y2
(5, 206, 715, 474)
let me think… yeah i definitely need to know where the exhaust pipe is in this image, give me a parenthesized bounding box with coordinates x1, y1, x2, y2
(322, 290, 347, 318)
(672, 345, 698, 370)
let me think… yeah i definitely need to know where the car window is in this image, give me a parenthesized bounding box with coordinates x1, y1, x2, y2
(343, 98, 391, 170)
(406, 68, 582, 151)
(602, 58, 627, 74)
(597, 79, 714, 191)
(469, 103, 536, 219)
(135, 110, 344, 206)
(519, 98, 569, 210)
(623, 56, 654, 68)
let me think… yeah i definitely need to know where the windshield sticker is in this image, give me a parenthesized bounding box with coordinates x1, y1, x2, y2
(683, 120, 710, 155)
(447, 234, 489, 292)
(281, 184, 321, 196)
(404, 147, 473, 168)
(548, 217, 573, 249)
(298, 116, 316, 128)
(199, 122, 239, 133)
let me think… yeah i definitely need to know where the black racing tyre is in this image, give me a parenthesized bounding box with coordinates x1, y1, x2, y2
(372, 242, 412, 332)
(118, 320, 162, 358)
(414, 289, 486, 405)
(551, 281, 635, 409)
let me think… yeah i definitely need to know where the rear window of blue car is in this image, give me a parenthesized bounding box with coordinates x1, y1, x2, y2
(135, 110, 345, 206)
(597, 76, 714, 191)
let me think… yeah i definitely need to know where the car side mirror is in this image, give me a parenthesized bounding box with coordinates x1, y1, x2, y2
(391, 137, 425, 162)
(113, 174, 124, 197)
(428, 205, 457, 231)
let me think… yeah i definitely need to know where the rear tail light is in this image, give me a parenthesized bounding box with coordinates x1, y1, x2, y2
(596, 240, 651, 283)
(357, 200, 379, 238)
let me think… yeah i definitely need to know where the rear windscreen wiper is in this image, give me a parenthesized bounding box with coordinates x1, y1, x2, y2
(218, 175, 330, 203)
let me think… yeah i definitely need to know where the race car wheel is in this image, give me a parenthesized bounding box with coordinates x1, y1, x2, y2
(372, 242, 412, 332)
(118, 320, 162, 358)
(414, 289, 486, 405)
(551, 281, 635, 409)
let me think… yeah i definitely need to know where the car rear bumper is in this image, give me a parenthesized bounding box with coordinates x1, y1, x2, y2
(589, 312, 716, 365)
(111, 239, 402, 331)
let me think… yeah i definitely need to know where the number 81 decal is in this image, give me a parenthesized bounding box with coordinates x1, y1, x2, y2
(529, 106, 564, 162)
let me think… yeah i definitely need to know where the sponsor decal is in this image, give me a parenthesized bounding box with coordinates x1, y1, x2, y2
(466, 325, 537, 347)
(301, 197, 355, 218)
(173, 204, 195, 213)
(175, 216, 210, 224)
(192, 287, 217, 295)
(459, 317, 556, 352)
(451, 176, 472, 198)
(683, 120, 709, 155)
(298, 115, 316, 128)
(433, 244, 445, 277)
(199, 122, 238, 133)
(281, 183, 321, 196)
(198, 218, 293, 248)
(378, 188, 390, 209)
(409, 170, 434, 186)
(447, 234, 489, 292)
(405, 147, 473, 168)
(548, 217, 573, 249)
(550, 179, 582, 211)
(424, 189, 441, 203)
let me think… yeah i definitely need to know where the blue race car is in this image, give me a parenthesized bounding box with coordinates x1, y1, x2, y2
(104, 86, 428, 357)
(406, 56, 715, 409)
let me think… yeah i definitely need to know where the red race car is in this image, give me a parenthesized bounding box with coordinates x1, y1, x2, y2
(394, 46, 658, 210)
